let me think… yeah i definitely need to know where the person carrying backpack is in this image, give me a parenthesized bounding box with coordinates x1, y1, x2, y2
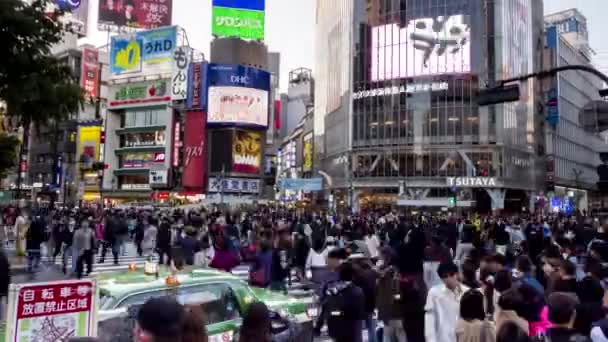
(324, 261, 366, 342)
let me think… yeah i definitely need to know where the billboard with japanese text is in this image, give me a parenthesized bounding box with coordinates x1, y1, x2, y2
(80, 48, 99, 101)
(98, 0, 172, 29)
(212, 0, 265, 40)
(182, 111, 207, 190)
(110, 26, 177, 77)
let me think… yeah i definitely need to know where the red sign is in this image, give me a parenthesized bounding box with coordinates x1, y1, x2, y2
(154, 152, 166, 162)
(172, 120, 181, 167)
(97, 0, 173, 29)
(19, 161, 28, 172)
(274, 100, 281, 130)
(15, 281, 94, 319)
(81, 48, 99, 101)
(151, 191, 170, 200)
(182, 111, 207, 190)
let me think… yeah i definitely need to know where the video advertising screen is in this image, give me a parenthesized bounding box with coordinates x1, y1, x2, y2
(208, 86, 269, 127)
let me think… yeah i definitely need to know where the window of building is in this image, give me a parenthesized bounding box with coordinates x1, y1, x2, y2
(123, 108, 167, 128)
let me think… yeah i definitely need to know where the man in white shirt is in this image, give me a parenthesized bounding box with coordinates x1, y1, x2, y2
(424, 262, 468, 342)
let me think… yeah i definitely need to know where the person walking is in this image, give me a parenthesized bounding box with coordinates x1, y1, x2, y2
(424, 262, 468, 342)
(376, 246, 406, 342)
(235, 302, 273, 342)
(455, 289, 496, 342)
(25, 214, 46, 272)
(141, 217, 158, 259)
(73, 220, 95, 278)
(156, 216, 173, 265)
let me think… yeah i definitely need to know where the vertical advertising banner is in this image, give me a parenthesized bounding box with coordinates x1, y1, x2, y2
(232, 130, 262, 174)
(182, 112, 207, 190)
(80, 48, 99, 101)
(303, 132, 313, 172)
(187, 62, 204, 109)
(5, 279, 98, 342)
(211, 0, 265, 40)
(110, 26, 177, 77)
(77, 126, 101, 165)
(171, 46, 191, 100)
(98, 0, 173, 29)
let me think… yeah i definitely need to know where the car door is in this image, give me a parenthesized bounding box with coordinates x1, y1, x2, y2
(176, 283, 243, 342)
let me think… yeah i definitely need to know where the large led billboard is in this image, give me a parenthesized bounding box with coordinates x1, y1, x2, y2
(205, 63, 270, 127)
(212, 0, 265, 40)
(232, 130, 263, 174)
(98, 0, 173, 29)
(371, 15, 471, 81)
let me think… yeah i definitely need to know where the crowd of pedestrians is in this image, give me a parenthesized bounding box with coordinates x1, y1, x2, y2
(3, 204, 608, 342)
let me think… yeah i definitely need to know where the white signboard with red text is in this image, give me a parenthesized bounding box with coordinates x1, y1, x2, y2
(4, 279, 98, 342)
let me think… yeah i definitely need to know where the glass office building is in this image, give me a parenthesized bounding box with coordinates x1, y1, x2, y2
(315, 0, 545, 212)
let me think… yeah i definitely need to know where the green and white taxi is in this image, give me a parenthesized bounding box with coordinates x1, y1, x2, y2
(95, 266, 314, 341)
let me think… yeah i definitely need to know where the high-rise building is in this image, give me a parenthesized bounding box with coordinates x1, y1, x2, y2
(543, 9, 606, 213)
(315, 0, 545, 213)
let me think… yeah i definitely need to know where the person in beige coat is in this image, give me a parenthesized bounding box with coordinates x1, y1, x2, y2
(495, 288, 529, 335)
(455, 290, 496, 342)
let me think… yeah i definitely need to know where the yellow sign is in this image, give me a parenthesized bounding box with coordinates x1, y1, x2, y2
(78, 126, 102, 166)
(114, 40, 141, 72)
(232, 130, 262, 174)
(303, 133, 313, 172)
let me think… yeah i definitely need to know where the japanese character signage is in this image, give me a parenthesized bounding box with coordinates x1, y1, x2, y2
(211, 0, 265, 40)
(187, 62, 205, 109)
(110, 26, 177, 77)
(98, 0, 173, 29)
(182, 112, 207, 190)
(80, 48, 100, 101)
(172, 46, 191, 100)
(5, 279, 98, 342)
(208, 177, 260, 194)
(109, 80, 170, 109)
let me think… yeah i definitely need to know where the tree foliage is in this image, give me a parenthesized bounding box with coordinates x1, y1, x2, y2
(0, 134, 20, 179)
(0, 0, 83, 129)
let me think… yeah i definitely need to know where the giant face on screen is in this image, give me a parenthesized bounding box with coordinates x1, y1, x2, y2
(371, 15, 471, 81)
(208, 87, 269, 126)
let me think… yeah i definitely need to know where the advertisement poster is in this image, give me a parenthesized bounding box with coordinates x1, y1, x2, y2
(232, 130, 262, 174)
(77, 126, 101, 165)
(109, 80, 170, 109)
(371, 15, 471, 81)
(53, 0, 89, 36)
(110, 26, 177, 76)
(212, 0, 265, 40)
(98, 0, 173, 29)
(80, 48, 99, 101)
(182, 111, 207, 190)
(4, 279, 98, 342)
(208, 86, 268, 126)
(206, 63, 271, 90)
(122, 152, 165, 168)
(303, 132, 313, 172)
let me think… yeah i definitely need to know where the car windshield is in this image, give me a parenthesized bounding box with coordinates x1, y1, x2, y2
(99, 291, 116, 310)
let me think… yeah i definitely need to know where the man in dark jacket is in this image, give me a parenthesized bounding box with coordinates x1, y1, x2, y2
(0, 248, 10, 320)
(546, 292, 591, 342)
(156, 217, 172, 265)
(26, 215, 46, 272)
(325, 262, 366, 342)
(376, 246, 406, 342)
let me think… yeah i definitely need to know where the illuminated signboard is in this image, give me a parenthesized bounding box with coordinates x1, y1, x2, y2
(211, 0, 265, 40)
(371, 15, 471, 81)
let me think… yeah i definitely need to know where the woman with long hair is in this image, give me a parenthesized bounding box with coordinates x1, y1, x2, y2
(237, 302, 272, 342)
(455, 289, 496, 342)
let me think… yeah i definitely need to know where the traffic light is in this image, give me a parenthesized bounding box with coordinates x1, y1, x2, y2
(449, 196, 456, 208)
(477, 84, 521, 106)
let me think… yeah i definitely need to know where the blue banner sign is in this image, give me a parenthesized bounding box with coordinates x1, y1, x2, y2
(212, 0, 265, 11)
(206, 63, 271, 90)
(110, 26, 177, 76)
(280, 178, 323, 192)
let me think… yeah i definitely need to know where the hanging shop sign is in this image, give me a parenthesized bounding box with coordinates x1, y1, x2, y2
(149, 168, 169, 187)
(302, 133, 313, 172)
(80, 48, 99, 101)
(182, 112, 207, 190)
(187, 62, 205, 109)
(446, 177, 498, 188)
(109, 80, 170, 109)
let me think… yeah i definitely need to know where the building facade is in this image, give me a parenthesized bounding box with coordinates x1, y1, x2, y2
(315, 0, 545, 212)
(543, 9, 606, 213)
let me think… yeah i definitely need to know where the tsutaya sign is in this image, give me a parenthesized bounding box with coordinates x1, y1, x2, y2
(447, 177, 498, 188)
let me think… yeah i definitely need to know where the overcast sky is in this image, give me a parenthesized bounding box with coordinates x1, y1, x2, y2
(85, 0, 607, 91)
